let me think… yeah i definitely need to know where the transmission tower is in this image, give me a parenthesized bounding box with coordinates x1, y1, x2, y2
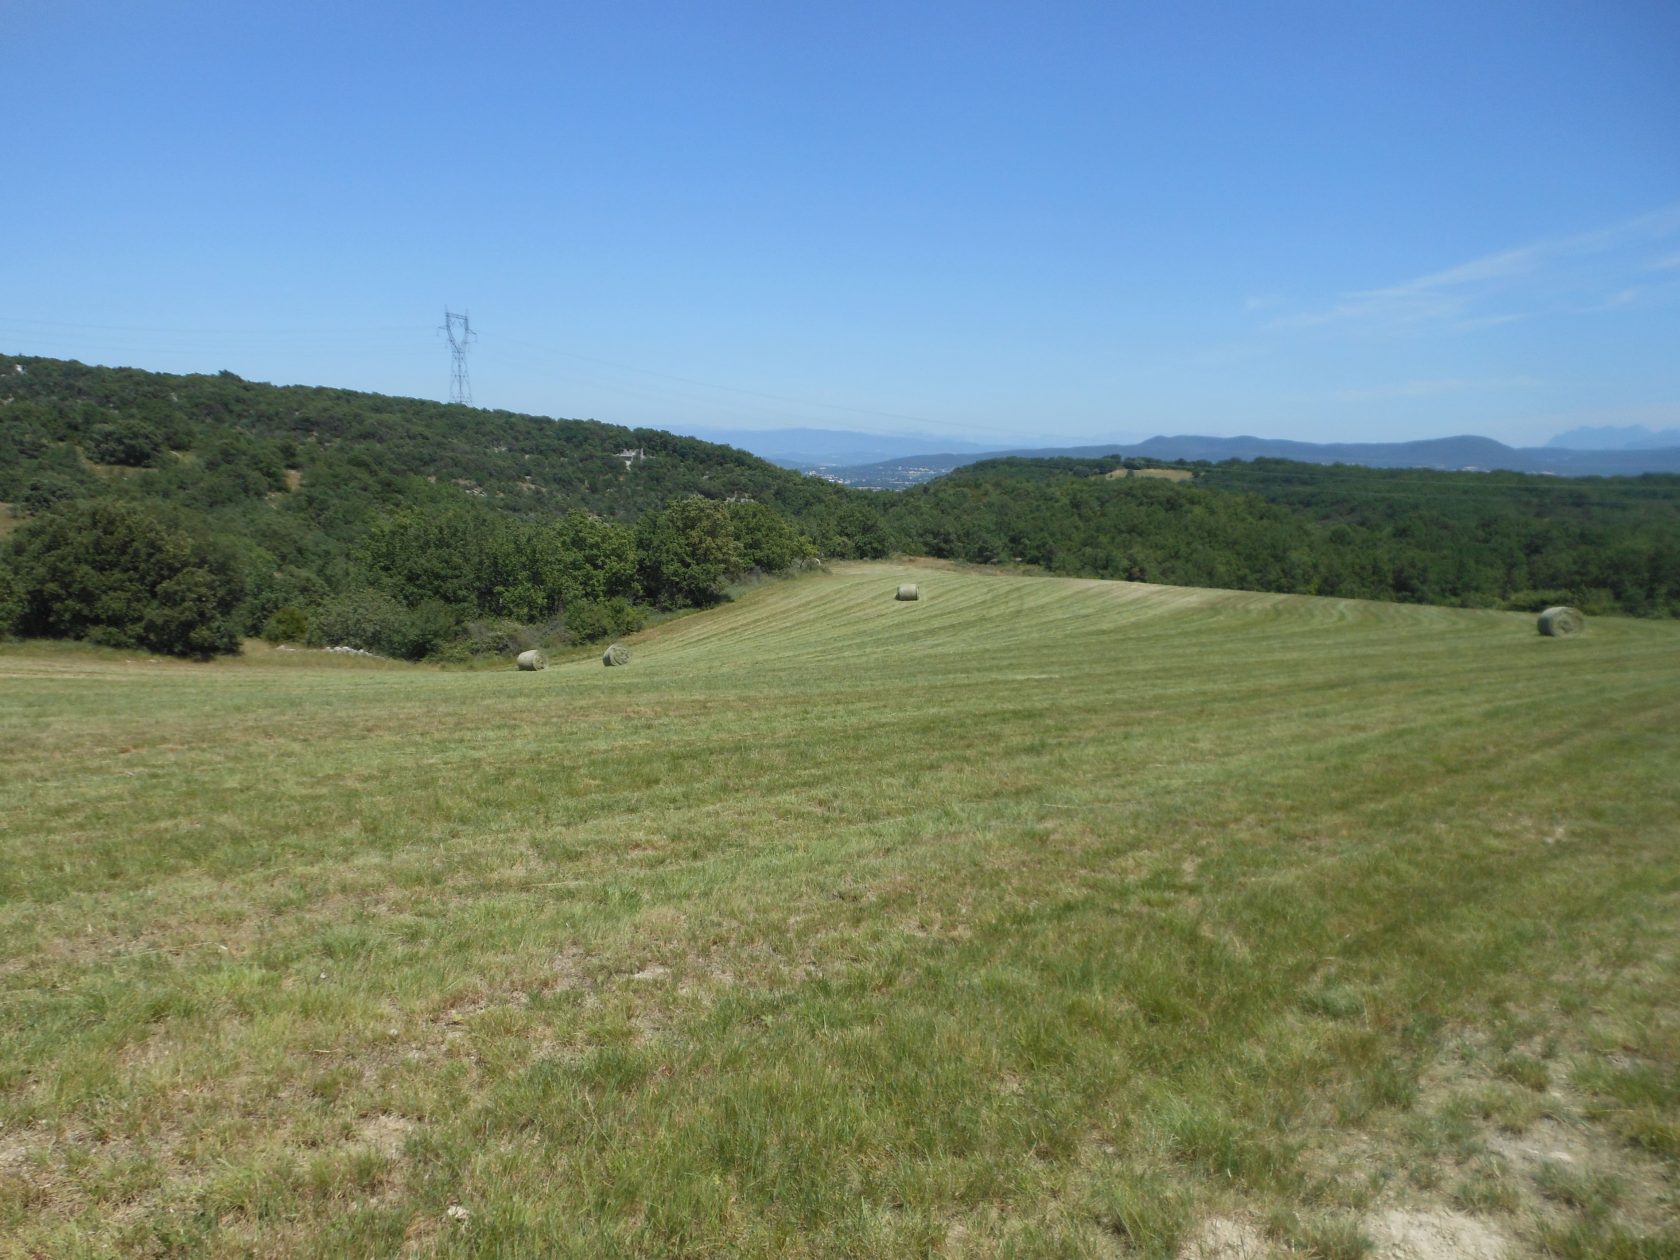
(442, 309, 475, 405)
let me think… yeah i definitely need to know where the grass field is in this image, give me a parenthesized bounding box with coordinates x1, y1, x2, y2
(3, 561, 1678, 1258)
(1102, 468, 1195, 482)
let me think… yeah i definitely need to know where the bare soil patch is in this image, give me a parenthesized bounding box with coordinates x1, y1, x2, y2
(1365, 1209, 1510, 1259)
(1177, 1215, 1272, 1258)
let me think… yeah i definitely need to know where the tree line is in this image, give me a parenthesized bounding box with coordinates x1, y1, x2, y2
(0, 493, 818, 660)
(879, 456, 1680, 617)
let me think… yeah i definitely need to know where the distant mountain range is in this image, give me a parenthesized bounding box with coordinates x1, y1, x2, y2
(796, 434, 1680, 487)
(1544, 424, 1680, 450)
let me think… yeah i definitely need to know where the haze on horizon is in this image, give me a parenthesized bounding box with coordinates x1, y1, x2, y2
(3, 1, 1678, 452)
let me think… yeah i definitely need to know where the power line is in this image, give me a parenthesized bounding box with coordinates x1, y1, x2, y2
(5, 310, 1083, 442)
(0, 314, 428, 337)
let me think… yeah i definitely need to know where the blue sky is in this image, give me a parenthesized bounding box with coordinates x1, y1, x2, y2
(4, 1, 1677, 447)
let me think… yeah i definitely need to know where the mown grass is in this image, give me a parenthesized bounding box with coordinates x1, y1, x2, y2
(2, 562, 1677, 1257)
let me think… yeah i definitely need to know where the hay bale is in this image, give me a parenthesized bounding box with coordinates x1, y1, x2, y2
(516, 649, 547, 671)
(895, 584, 920, 601)
(602, 642, 630, 667)
(1537, 606, 1584, 637)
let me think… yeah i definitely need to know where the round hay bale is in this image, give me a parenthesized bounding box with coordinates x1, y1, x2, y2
(895, 584, 920, 601)
(516, 649, 547, 671)
(1537, 606, 1584, 637)
(602, 642, 630, 667)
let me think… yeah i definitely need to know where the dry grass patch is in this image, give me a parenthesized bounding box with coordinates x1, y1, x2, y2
(1105, 466, 1195, 482)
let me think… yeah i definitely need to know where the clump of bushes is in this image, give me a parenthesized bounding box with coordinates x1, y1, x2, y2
(1, 479, 818, 661)
(1500, 587, 1617, 616)
(1501, 589, 1582, 613)
(260, 605, 310, 644)
(0, 563, 22, 639)
(87, 419, 168, 468)
(17, 474, 87, 516)
(449, 618, 546, 661)
(563, 597, 645, 644)
(307, 589, 413, 656)
(3, 500, 243, 658)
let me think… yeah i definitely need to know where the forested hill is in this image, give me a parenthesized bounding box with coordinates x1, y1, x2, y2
(0, 354, 881, 547)
(880, 455, 1680, 618)
(0, 354, 886, 659)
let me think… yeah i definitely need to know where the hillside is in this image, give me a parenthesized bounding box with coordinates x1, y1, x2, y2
(881, 455, 1680, 618)
(4, 563, 1677, 1256)
(0, 353, 878, 542)
(0, 354, 889, 657)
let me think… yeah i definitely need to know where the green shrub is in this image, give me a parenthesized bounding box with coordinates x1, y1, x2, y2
(308, 589, 409, 655)
(260, 605, 310, 644)
(5, 499, 244, 658)
(1500, 589, 1582, 613)
(725, 500, 813, 573)
(88, 419, 167, 468)
(18, 474, 84, 516)
(242, 565, 329, 636)
(402, 598, 461, 659)
(636, 496, 744, 608)
(455, 618, 542, 658)
(563, 597, 646, 644)
(0, 559, 22, 636)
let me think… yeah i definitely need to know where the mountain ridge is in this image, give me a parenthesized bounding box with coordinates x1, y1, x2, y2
(1544, 424, 1680, 450)
(812, 433, 1680, 486)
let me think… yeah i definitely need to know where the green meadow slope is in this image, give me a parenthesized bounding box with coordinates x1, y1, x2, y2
(2, 564, 1678, 1257)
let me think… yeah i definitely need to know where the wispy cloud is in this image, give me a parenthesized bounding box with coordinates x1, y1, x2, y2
(1447, 312, 1530, 332)
(1274, 203, 1680, 333)
(1331, 376, 1543, 402)
(1589, 288, 1643, 311)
